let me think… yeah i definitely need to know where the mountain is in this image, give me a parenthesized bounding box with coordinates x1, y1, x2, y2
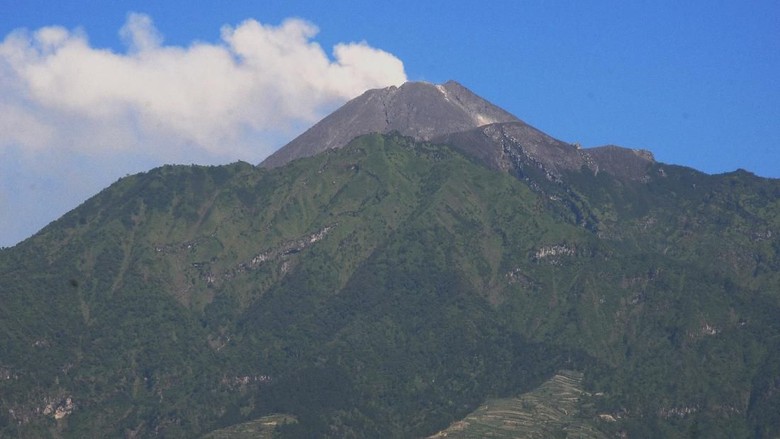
(1, 82, 779, 438)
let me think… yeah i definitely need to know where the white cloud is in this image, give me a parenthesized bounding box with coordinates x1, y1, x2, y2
(0, 13, 407, 247)
(1, 13, 406, 158)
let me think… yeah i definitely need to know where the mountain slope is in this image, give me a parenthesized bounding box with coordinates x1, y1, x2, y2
(436, 121, 655, 182)
(0, 135, 590, 437)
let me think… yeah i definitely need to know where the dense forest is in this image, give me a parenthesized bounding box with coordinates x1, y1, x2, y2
(1, 134, 779, 437)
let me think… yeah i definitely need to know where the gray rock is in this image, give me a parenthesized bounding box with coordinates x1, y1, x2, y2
(439, 123, 656, 182)
(260, 80, 518, 168)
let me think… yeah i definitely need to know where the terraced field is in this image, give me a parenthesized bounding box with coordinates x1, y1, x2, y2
(428, 371, 607, 438)
(200, 414, 296, 439)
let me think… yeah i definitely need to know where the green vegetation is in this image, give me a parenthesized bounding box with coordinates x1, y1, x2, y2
(0, 133, 778, 437)
(428, 371, 607, 439)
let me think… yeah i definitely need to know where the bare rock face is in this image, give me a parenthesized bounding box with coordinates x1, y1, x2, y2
(260, 80, 519, 168)
(260, 80, 655, 182)
(434, 121, 584, 177)
(438, 123, 655, 182)
(583, 145, 656, 181)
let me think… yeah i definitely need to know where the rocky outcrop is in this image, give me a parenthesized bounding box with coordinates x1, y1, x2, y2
(438, 122, 655, 182)
(185, 225, 336, 286)
(584, 145, 655, 181)
(43, 396, 75, 420)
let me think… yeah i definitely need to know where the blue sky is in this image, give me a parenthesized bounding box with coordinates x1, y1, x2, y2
(1, 1, 778, 247)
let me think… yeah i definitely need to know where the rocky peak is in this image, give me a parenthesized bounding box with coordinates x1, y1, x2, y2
(260, 80, 518, 168)
(260, 80, 655, 182)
